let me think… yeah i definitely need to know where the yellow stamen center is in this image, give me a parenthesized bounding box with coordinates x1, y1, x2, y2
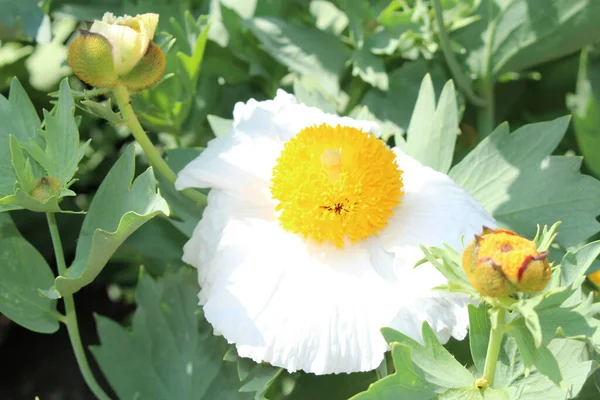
(270, 124, 403, 248)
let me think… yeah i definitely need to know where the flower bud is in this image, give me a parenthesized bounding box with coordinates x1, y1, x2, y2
(588, 270, 600, 287)
(30, 176, 61, 202)
(462, 227, 551, 297)
(67, 12, 165, 90)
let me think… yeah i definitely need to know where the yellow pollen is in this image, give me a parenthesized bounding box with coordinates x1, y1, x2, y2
(270, 123, 404, 248)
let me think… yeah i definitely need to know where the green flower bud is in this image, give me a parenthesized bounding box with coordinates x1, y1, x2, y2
(68, 31, 119, 88)
(30, 176, 61, 202)
(462, 227, 551, 297)
(67, 12, 165, 91)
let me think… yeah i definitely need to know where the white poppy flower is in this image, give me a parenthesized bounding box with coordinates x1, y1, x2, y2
(89, 12, 159, 76)
(176, 91, 496, 375)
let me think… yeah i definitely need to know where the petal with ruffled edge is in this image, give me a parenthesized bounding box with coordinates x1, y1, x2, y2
(186, 190, 400, 374)
(178, 91, 496, 374)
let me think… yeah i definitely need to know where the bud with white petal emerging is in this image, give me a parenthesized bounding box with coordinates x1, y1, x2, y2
(68, 12, 165, 91)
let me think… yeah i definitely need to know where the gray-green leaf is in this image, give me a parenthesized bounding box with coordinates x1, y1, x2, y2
(454, 0, 600, 80)
(21, 78, 89, 187)
(41, 145, 169, 298)
(247, 17, 350, 97)
(350, 344, 437, 400)
(381, 323, 475, 390)
(404, 75, 458, 173)
(91, 268, 252, 400)
(449, 117, 600, 247)
(0, 213, 59, 333)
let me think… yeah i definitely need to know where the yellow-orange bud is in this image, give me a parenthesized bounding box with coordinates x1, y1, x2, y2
(30, 176, 61, 202)
(588, 270, 600, 287)
(462, 227, 551, 297)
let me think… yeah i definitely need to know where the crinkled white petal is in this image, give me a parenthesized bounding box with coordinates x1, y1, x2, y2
(90, 13, 158, 76)
(175, 90, 379, 204)
(179, 91, 496, 374)
(187, 190, 399, 374)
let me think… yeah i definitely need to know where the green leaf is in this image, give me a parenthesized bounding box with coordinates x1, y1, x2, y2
(560, 241, 600, 287)
(509, 338, 595, 399)
(176, 13, 211, 88)
(309, 0, 349, 36)
(449, 117, 600, 247)
(41, 145, 169, 298)
(381, 323, 475, 390)
(247, 17, 351, 96)
(350, 344, 437, 400)
(0, 78, 41, 211)
(91, 267, 252, 400)
(455, 0, 600, 80)
(350, 46, 389, 91)
(361, 60, 448, 136)
(567, 46, 600, 177)
(207, 115, 233, 137)
(468, 303, 491, 374)
(21, 78, 88, 187)
(439, 387, 508, 400)
(0, 0, 45, 41)
(114, 217, 189, 277)
(404, 76, 458, 173)
(224, 347, 283, 400)
(0, 213, 59, 333)
(507, 325, 563, 386)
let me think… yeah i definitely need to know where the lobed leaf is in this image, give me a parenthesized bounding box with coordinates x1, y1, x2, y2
(405, 76, 459, 173)
(91, 267, 252, 399)
(449, 117, 600, 247)
(41, 145, 169, 298)
(381, 323, 475, 390)
(350, 344, 437, 400)
(454, 0, 600, 80)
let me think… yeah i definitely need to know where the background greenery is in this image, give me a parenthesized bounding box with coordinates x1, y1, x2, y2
(1, 0, 600, 398)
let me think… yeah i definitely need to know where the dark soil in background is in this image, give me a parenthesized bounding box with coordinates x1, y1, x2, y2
(0, 211, 132, 400)
(0, 283, 129, 400)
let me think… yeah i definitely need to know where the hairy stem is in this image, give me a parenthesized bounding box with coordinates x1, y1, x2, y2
(432, 0, 487, 108)
(46, 213, 111, 400)
(112, 85, 207, 206)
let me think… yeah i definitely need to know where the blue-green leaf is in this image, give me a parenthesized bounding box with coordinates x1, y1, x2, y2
(41, 145, 169, 298)
(381, 323, 475, 390)
(404, 76, 458, 173)
(91, 268, 252, 399)
(0, 213, 59, 333)
(350, 344, 437, 400)
(449, 117, 600, 247)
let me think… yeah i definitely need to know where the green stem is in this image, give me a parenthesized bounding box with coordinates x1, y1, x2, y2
(46, 213, 111, 400)
(112, 85, 207, 206)
(476, 0, 498, 138)
(481, 307, 505, 387)
(432, 0, 487, 108)
(476, 83, 495, 138)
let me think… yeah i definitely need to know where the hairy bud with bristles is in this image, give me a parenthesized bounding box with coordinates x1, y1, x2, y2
(67, 12, 165, 91)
